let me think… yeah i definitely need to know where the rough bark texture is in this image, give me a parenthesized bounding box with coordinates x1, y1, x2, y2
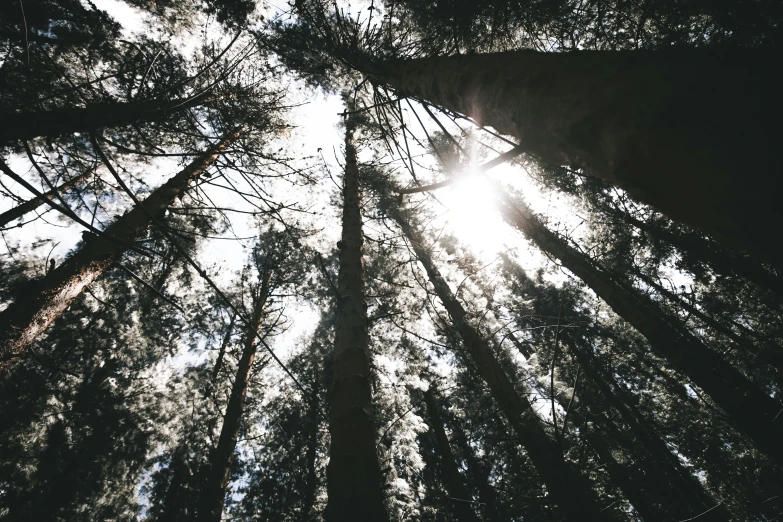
(377, 49, 783, 265)
(391, 206, 610, 522)
(0, 168, 94, 229)
(324, 124, 387, 522)
(0, 129, 241, 368)
(422, 392, 481, 522)
(0, 92, 215, 145)
(496, 192, 783, 467)
(196, 268, 271, 522)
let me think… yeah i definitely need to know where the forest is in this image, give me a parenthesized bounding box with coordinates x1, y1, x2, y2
(0, 0, 782, 520)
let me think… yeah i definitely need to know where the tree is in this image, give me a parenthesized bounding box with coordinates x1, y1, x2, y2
(0, 128, 241, 367)
(370, 49, 783, 266)
(196, 251, 272, 522)
(0, 166, 95, 230)
(493, 186, 783, 466)
(386, 199, 611, 521)
(324, 113, 387, 522)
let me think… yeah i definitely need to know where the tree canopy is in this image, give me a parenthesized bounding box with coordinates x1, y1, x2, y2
(1, 1, 781, 521)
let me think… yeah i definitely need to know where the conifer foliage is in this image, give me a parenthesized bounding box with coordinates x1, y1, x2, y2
(1, 1, 782, 521)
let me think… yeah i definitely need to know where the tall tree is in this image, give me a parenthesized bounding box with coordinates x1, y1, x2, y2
(370, 49, 782, 265)
(196, 255, 272, 522)
(0, 92, 220, 147)
(386, 201, 610, 521)
(0, 127, 241, 367)
(0, 166, 95, 229)
(324, 115, 387, 522)
(419, 388, 481, 522)
(493, 188, 783, 466)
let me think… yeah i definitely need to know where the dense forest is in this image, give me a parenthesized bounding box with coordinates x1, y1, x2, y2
(1, 0, 782, 520)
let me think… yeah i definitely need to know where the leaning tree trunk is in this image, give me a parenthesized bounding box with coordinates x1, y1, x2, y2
(196, 267, 271, 522)
(0, 167, 94, 229)
(0, 91, 217, 145)
(617, 210, 783, 298)
(324, 122, 387, 522)
(390, 205, 611, 522)
(564, 335, 730, 521)
(633, 269, 783, 384)
(211, 312, 237, 382)
(422, 391, 481, 522)
(0, 128, 242, 368)
(375, 49, 783, 266)
(495, 191, 783, 467)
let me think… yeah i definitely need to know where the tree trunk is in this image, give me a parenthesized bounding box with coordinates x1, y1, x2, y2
(619, 211, 783, 298)
(634, 269, 783, 383)
(448, 421, 504, 521)
(158, 453, 193, 522)
(324, 122, 387, 522)
(0, 167, 94, 229)
(564, 335, 730, 521)
(0, 91, 217, 145)
(422, 391, 481, 522)
(0, 128, 241, 369)
(390, 205, 610, 522)
(495, 192, 783, 467)
(376, 49, 783, 265)
(301, 384, 321, 522)
(196, 267, 271, 522)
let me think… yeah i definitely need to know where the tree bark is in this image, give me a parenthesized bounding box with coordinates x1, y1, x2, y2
(496, 191, 783, 467)
(391, 205, 611, 522)
(0, 91, 217, 145)
(422, 391, 481, 522)
(324, 123, 387, 522)
(0, 167, 94, 229)
(0, 128, 241, 369)
(376, 49, 783, 265)
(196, 267, 271, 522)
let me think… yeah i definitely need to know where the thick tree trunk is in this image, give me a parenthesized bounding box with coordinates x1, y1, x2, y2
(0, 167, 94, 229)
(324, 123, 387, 522)
(197, 267, 271, 522)
(0, 128, 241, 368)
(422, 391, 481, 522)
(0, 92, 216, 145)
(496, 192, 783, 467)
(376, 49, 783, 265)
(391, 206, 610, 522)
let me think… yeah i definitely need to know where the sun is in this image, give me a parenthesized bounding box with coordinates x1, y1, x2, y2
(439, 174, 510, 256)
